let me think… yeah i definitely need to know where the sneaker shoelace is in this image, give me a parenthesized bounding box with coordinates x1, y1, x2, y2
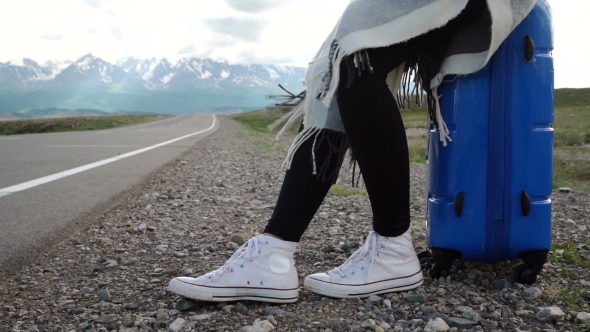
(331, 231, 379, 278)
(207, 237, 260, 282)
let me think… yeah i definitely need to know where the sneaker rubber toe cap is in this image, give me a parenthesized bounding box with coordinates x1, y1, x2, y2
(305, 273, 331, 283)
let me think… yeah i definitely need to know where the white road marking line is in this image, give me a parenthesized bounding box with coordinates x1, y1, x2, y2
(0, 115, 217, 198)
(0, 137, 23, 140)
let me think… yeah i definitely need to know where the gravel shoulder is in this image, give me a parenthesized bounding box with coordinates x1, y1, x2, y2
(1, 115, 590, 332)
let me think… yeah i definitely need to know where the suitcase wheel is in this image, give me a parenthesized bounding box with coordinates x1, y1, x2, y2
(512, 263, 542, 285)
(429, 247, 462, 279)
(430, 264, 450, 279)
(513, 249, 549, 284)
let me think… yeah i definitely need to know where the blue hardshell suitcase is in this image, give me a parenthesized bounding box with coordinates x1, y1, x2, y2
(424, 0, 554, 284)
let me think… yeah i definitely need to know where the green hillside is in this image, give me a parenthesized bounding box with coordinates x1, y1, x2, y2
(554, 88, 590, 108)
(233, 87, 590, 192)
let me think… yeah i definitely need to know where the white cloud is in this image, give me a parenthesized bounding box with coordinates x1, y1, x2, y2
(203, 17, 270, 42)
(37, 32, 64, 41)
(223, 0, 288, 14)
(0, 0, 587, 87)
(176, 44, 197, 55)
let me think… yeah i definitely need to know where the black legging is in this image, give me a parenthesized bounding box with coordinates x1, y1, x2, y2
(264, 0, 488, 242)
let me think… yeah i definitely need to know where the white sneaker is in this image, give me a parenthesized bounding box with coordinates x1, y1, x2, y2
(168, 235, 299, 303)
(304, 229, 423, 298)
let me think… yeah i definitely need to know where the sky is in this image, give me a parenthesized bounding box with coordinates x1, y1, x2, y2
(0, 0, 587, 88)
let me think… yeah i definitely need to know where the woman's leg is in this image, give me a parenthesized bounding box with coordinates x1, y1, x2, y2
(336, 47, 412, 237)
(336, 0, 488, 237)
(264, 123, 347, 242)
(266, 0, 488, 242)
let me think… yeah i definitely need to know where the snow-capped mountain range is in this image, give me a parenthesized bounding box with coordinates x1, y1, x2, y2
(0, 54, 306, 114)
(0, 54, 305, 91)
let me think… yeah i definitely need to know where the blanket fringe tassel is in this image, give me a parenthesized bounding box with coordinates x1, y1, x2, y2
(275, 45, 454, 186)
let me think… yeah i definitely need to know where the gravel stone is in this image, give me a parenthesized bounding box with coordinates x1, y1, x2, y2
(327, 226, 340, 235)
(366, 295, 383, 306)
(168, 317, 187, 332)
(80, 286, 93, 294)
(174, 299, 197, 311)
(493, 279, 511, 290)
(424, 317, 449, 331)
(264, 307, 296, 317)
(188, 314, 212, 321)
(121, 327, 139, 332)
(536, 307, 566, 322)
(421, 305, 438, 316)
(124, 303, 138, 310)
(99, 237, 113, 245)
(123, 314, 136, 327)
(406, 294, 426, 303)
(202, 244, 214, 252)
(94, 315, 116, 323)
(383, 299, 392, 309)
(361, 319, 377, 328)
(576, 312, 590, 325)
(242, 319, 275, 332)
(523, 287, 543, 299)
(341, 241, 359, 253)
(444, 317, 478, 329)
(230, 234, 247, 245)
(211, 314, 223, 323)
(226, 242, 240, 250)
(321, 245, 333, 253)
(98, 288, 110, 302)
(157, 308, 169, 320)
(515, 310, 534, 317)
(236, 302, 249, 314)
(480, 319, 498, 330)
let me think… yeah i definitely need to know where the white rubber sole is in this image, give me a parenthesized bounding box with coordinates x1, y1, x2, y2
(167, 278, 299, 303)
(303, 270, 424, 299)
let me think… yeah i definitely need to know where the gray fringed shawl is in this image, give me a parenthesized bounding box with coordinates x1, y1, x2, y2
(278, 0, 537, 181)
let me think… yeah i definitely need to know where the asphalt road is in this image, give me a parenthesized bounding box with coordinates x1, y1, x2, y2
(0, 114, 218, 272)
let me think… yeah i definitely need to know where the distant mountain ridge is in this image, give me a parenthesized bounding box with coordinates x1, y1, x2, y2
(0, 54, 306, 114)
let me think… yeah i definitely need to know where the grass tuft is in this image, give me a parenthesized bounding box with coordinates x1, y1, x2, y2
(229, 108, 301, 153)
(559, 286, 590, 312)
(549, 240, 590, 268)
(330, 185, 368, 197)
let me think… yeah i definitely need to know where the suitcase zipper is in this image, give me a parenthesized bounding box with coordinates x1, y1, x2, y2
(487, 30, 516, 262)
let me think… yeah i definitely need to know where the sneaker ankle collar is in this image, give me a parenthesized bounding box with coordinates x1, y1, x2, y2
(258, 234, 297, 250)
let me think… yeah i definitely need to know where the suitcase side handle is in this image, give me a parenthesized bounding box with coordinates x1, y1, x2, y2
(454, 191, 464, 217)
(524, 35, 535, 62)
(521, 190, 532, 216)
